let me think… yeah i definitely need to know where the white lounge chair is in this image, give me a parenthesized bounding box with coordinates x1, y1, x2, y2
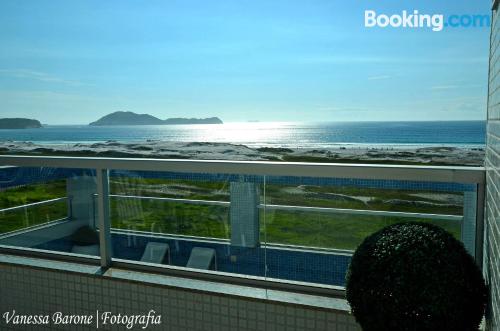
(140, 242, 170, 264)
(187, 247, 217, 270)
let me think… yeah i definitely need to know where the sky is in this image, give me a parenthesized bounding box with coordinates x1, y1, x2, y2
(0, 0, 493, 124)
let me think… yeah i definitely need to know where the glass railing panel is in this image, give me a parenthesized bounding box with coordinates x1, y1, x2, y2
(107, 169, 266, 278)
(0, 166, 100, 259)
(261, 175, 473, 287)
(262, 209, 461, 287)
(263, 185, 463, 244)
(0, 199, 67, 235)
(263, 211, 461, 251)
(110, 198, 229, 239)
(0, 160, 481, 290)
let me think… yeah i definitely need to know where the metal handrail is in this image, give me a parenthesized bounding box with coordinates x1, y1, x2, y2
(105, 193, 462, 221)
(261, 204, 463, 221)
(0, 217, 68, 239)
(0, 155, 485, 183)
(0, 197, 68, 213)
(108, 194, 230, 207)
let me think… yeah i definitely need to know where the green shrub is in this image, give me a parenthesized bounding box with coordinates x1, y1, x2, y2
(70, 226, 99, 246)
(346, 222, 487, 331)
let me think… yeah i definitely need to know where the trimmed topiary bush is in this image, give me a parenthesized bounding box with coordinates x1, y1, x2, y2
(346, 222, 487, 331)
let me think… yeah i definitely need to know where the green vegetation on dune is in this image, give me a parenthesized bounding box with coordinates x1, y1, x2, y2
(265, 184, 462, 215)
(110, 177, 230, 202)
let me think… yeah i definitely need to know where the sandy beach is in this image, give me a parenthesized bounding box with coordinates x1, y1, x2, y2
(0, 141, 485, 166)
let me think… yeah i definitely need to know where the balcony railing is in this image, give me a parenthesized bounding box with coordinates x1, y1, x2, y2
(0, 155, 486, 296)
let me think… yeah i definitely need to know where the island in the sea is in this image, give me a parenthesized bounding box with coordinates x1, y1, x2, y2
(89, 111, 223, 126)
(0, 118, 42, 129)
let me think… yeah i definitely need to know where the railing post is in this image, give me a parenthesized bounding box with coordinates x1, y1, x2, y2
(96, 168, 112, 268)
(462, 188, 477, 258)
(475, 182, 485, 269)
(23, 206, 28, 228)
(68, 197, 73, 220)
(92, 194, 96, 228)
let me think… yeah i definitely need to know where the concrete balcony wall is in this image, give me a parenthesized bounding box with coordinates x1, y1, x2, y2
(485, 1, 500, 329)
(0, 257, 361, 331)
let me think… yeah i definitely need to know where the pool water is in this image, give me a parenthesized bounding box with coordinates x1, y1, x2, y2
(37, 232, 351, 287)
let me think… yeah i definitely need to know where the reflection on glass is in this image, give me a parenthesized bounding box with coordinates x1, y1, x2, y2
(0, 166, 473, 288)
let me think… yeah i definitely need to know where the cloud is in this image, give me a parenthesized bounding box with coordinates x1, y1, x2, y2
(368, 75, 392, 81)
(430, 85, 459, 90)
(293, 55, 488, 65)
(317, 106, 372, 112)
(0, 69, 84, 86)
(430, 83, 485, 90)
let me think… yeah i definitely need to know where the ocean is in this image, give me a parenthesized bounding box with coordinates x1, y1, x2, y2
(0, 121, 486, 149)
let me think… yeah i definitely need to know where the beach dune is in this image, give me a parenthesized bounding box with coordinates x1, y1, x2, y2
(0, 141, 485, 166)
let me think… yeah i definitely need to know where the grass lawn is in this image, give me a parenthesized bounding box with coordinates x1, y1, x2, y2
(0, 180, 67, 234)
(0, 177, 463, 250)
(264, 211, 460, 250)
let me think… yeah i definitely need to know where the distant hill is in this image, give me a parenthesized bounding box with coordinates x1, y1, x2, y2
(89, 111, 223, 126)
(89, 112, 163, 125)
(0, 118, 42, 129)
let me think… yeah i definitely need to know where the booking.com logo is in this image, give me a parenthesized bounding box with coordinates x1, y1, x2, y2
(365, 10, 490, 32)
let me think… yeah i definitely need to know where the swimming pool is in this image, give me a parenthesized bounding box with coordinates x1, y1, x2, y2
(37, 231, 352, 287)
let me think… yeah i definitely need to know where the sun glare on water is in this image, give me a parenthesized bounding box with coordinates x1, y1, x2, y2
(165, 122, 296, 147)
